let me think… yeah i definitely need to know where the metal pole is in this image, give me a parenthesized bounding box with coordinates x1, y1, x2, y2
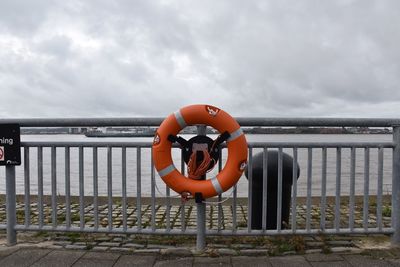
(392, 126, 400, 245)
(196, 125, 206, 251)
(196, 201, 206, 251)
(6, 165, 17, 246)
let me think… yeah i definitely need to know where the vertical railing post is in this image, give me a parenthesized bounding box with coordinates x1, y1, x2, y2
(6, 165, 17, 246)
(392, 126, 400, 245)
(196, 125, 206, 251)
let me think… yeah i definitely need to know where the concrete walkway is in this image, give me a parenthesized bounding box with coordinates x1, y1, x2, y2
(1, 247, 400, 267)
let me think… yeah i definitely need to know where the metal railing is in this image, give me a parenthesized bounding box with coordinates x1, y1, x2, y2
(1, 118, 400, 249)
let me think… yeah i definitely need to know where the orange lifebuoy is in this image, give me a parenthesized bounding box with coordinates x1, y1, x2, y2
(152, 104, 248, 199)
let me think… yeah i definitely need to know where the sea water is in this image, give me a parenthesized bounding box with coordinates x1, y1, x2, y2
(0, 134, 393, 197)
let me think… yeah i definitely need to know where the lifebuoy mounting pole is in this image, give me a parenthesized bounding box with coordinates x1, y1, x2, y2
(196, 125, 207, 251)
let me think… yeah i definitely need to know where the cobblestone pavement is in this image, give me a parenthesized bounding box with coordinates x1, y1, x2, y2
(0, 199, 392, 230)
(1, 246, 400, 266)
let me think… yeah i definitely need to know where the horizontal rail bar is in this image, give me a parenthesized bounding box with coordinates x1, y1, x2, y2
(21, 141, 395, 148)
(13, 225, 394, 236)
(241, 118, 400, 127)
(0, 118, 165, 127)
(2, 117, 400, 127)
(21, 142, 154, 147)
(248, 142, 395, 148)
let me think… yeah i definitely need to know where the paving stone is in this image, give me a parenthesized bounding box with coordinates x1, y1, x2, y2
(123, 243, 145, 249)
(194, 256, 231, 267)
(327, 240, 353, 246)
(0, 246, 20, 260)
(53, 241, 72, 246)
(365, 249, 395, 259)
(134, 249, 160, 254)
(387, 259, 400, 266)
(305, 249, 323, 254)
(306, 253, 345, 262)
(217, 248, 238, 256)
(154, 257, 193, 267)
(91, 246, 109, 252)
(232, 256, 272, 267)
(114, 254, 157, 267)
(41, 245, 63, 249)
(269, 255, 311, 267)
(160, 247, 193, 257)
(16, 243, 37, 248)
(109, 247, 132, 253)
(240, 249, 269, 256)
(54, 236, 72, 241)
(73, 242, 91, 246)
(208, 244, 227, 248)
(96, 237, 112, 242)
(147, 244, 175, 249)
(389, 248, 400, 257)
(306, 241, 325, 248)
(231, 244, 254, 249)
(310, 260, 352, 266)
(330, 247, 353, 253)
(0, 248, 51, 267)
(81, 251, 120, 260)
(65, 244, 88, 250)
(72, 258, 118, 267)
(345, 248, 363, 254)
(343, 254, 392, 266)
(282, 251, 297, 256)
(31, 250, 85, 267)
(98, 242, 121, 247)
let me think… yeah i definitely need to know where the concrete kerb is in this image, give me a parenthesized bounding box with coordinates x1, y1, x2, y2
(2, 246, 400, 267)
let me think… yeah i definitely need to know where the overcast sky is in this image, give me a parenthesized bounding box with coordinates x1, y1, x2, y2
(0, 0, 399, 118)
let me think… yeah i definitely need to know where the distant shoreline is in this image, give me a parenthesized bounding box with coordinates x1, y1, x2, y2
(243, 127, 392, 135)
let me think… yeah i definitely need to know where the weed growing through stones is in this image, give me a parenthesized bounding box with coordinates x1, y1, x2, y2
(320, 235, 332, 254)
(382, 205, 391, 217)
(289, 235, 306, 253)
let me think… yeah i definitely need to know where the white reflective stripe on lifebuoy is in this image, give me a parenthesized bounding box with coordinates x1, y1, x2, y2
(227, 128, 243, 142)
(174, 110, 187, 129)
(158, 164, 175, 177)
(210, 176, 223, 194)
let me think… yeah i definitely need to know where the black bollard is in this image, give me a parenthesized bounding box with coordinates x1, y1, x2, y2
(245, 150, 300, 230)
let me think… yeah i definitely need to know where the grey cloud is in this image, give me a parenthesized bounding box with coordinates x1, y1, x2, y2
(0, 0, 400, 118)
(0, 0, 54, 35)
(34, 35, 72, 59)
